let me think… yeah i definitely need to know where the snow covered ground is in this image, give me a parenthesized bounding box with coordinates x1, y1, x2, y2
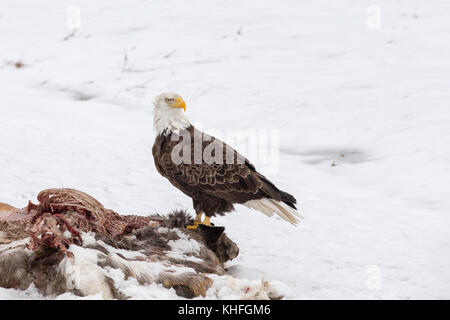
(1, 0, 449, 299)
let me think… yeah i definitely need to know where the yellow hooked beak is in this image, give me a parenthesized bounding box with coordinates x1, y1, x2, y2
(172, 97, 186, 112)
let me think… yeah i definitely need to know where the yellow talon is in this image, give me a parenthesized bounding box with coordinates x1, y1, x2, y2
(186, 214, 211, 230)
(186, 213, 202, 230)
(186, 223, 199, 230)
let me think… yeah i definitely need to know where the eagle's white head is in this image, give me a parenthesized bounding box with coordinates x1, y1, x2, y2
(153, 92, 190, 136)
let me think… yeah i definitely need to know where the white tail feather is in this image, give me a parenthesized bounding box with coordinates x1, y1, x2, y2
(243, 198, 303, 225)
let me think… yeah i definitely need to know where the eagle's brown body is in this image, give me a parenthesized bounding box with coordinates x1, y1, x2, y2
(152, 125, 297, 218)
(0, 202, 17, 214)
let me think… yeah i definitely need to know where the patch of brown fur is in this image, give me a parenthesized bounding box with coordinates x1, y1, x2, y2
(185, 227, 239, 263)
(215, 233, 240, 263)
(0, 246, 32, 290)
(0, 202, 17, 214)
(0, 221, 29, 243)
(29, 249, 68, 296)
(159, 271, 213, 298)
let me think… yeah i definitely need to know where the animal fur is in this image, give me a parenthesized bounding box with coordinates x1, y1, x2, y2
(159, 272, 213, 298)
(0, 189, 250, 299)
(0, 202, 17, 214)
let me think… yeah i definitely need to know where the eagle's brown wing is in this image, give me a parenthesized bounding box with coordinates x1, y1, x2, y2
(153, 126, 296, 209)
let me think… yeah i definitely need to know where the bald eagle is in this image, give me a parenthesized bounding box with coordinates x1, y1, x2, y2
(152, 92, 301, 229)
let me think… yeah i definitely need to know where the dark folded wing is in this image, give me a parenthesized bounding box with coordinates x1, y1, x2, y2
(156, 126, 295, 207)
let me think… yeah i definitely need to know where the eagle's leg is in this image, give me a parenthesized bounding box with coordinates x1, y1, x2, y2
(186, 212, 203, 230)
(202, 216, 211, 226)
(194, 212, 203, 223)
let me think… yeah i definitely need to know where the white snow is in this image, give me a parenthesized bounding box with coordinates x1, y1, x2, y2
(167, 229, 203, 263)
(1, 0, 449, 299)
